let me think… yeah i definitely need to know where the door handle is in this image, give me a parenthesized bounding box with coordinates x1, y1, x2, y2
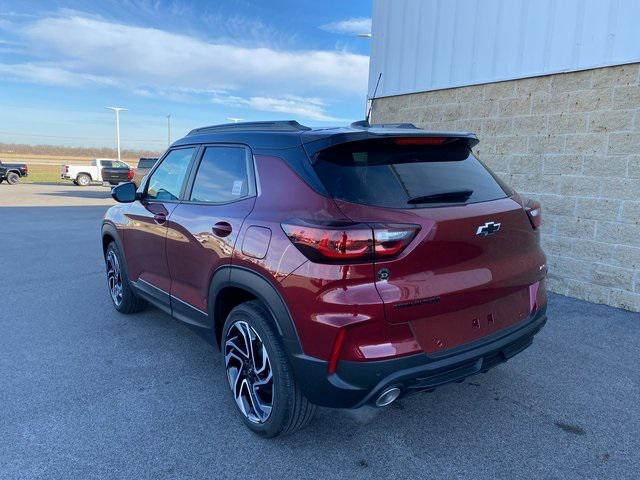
(212, 221, 233, 237)
(153, 213, 167, 224)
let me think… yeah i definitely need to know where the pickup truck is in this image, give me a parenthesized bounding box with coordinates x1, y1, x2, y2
(101, 163, 134, 185)
(61, 159, 132, 186)
(0, 160, 28, 185)
(132, 157, 158, 186)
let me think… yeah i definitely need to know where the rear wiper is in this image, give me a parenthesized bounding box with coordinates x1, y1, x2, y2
(407, 189, 473, 204)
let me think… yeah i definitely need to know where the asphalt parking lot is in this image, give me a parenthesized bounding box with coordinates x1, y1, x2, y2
(0, 183, 115, 207)
(1, 186, 639, 479)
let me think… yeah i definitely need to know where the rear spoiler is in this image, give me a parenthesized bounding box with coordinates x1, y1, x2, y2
(301, 127, 479, 162)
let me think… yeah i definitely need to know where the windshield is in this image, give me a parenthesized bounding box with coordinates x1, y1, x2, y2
(314, 138, 511, 209)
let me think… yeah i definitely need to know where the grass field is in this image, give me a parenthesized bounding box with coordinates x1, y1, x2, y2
(20, 164, 65, 184)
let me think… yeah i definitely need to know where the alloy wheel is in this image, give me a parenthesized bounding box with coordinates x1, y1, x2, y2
(224, 321, 273, 424)
(106, 250, 123, 306)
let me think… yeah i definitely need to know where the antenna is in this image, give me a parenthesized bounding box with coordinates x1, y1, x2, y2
(365, 72, 382, 126)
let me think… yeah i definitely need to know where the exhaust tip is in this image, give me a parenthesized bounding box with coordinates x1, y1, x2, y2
(375, 387, 401, 407)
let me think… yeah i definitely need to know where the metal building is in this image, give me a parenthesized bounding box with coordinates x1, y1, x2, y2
(369, 0, 640, 312)
(369, 0, 640, 98)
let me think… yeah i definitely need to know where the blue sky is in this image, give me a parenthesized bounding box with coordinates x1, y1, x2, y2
(0, 0, 371, 150)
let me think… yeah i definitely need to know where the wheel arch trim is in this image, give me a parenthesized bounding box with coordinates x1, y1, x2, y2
(101, 222, 131, 280)
(209, 265, 304, 357)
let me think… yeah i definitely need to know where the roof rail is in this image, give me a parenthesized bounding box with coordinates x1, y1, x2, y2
(187, 120, 311, 136)
(350, 120, 420, 130)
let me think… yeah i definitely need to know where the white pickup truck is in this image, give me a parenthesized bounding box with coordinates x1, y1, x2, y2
(60, 159, 131, 186)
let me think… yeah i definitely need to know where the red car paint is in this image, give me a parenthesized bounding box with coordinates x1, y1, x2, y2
(235, 154, 547, 362)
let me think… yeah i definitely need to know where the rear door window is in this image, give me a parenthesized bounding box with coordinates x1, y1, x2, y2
(189, 146, 251, 203)
(314, 138, 510, 209)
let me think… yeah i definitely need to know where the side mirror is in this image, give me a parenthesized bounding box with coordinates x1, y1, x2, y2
(111, 182, 138, 203)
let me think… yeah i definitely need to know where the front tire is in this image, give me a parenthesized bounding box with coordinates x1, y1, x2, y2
(105, 242, 146, 314)
(76, 173, 91, 186)
(6, 172, 19, 185)
(222, 301, 316, 437)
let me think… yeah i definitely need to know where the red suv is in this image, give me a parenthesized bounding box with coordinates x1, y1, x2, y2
(102, 120, 547, 437)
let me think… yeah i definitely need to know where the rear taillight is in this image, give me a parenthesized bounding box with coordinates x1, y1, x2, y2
(373, 225, 418, 259)
(281, 222, 419, 264)
(64, 165, 69, 173)
(281, 223, 373, 262)
(525, 199, 542, 229)
(127, 169, 134, 181)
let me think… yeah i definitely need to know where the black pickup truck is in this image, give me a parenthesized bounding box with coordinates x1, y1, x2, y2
(100, 161, 133, 186)
(0, 160, 28, 185)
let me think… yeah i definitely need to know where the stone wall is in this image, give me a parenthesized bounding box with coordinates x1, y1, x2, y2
(371, 64, 640, 312)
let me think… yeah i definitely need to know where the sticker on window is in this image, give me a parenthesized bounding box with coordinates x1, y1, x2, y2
(232, 180, 244, 196)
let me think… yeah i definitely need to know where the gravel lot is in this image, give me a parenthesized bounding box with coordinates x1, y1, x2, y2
(1, 186, 639, 479)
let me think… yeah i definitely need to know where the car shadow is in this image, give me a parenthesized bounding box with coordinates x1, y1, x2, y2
(39, 189, 112, 199)
(28, 181, 70, 186)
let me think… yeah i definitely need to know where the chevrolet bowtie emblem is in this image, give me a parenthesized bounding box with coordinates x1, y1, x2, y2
(476, 221, 501, 236)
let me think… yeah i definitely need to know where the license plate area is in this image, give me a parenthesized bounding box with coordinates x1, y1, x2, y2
(409, 288, 530, 354)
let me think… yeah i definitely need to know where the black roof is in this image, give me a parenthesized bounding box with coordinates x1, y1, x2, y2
(173, 120, 479, 152)
(187, 120, 311, 135)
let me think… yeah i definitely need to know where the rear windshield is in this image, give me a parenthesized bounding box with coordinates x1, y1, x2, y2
(314, 138, 510, 209)
(138, 158, 158, 169)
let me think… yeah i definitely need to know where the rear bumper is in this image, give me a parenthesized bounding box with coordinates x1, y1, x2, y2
(291, 306, 547, 408)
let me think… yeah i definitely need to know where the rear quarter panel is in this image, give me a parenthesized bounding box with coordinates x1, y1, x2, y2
(232, 154, 391, 360)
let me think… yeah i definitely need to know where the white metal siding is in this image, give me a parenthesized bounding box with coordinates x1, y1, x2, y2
(369, 0, 640, 98)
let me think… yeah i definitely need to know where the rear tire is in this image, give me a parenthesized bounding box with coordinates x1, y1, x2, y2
(6, 172, 19, 185)
(222, 301, 316, 437)
(105, 242, 147, 314)
(76, 173, 91, 186)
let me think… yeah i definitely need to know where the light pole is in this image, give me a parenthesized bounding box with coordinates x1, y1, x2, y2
(227, 117, 244, 123)
(167, 114, 172, 146)
(105, 107, 127, 162)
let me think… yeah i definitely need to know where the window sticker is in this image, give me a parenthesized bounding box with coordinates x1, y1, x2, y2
(232, 180, 243, 196)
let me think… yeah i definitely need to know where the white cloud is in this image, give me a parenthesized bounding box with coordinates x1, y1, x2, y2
(210, 93, 346, 122)
(4, 14, 369, 121)
(321, 17, 371, 36)
(21, 15, 368, 97)
(0, 62, 120, 87)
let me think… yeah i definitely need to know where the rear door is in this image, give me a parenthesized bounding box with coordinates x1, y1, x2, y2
(166, 145, 256, 324)
(313, 137, 546, 354)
